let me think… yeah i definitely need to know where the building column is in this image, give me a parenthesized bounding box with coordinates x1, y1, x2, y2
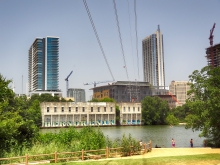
(95, 114, 97, 125)
(136, 113, 137, 124)
(50, 115, 52, 127)
(58, 114, 60, 125)
(42, 113, 44, 127)
(108, 114, 109, 125)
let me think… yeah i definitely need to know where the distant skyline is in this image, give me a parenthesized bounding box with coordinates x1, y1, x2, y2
(0, 0, 220, 100)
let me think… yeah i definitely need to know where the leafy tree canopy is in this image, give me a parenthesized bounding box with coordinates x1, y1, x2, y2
(169, 104, 190, 123)
(0, 74, 39, 156)
(185, 66, 220, 147)
(89, 97, 115, 102)
(166, 114, 179, 125)
(141, 96, 170, 125)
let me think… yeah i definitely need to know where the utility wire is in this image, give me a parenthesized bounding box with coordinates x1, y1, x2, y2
(134, 0, 140, 79)
(126, 0, 136, 79)
(113, 0, 129, 81)
(83, 0, 115, 81)
(126, 0, 136, 102)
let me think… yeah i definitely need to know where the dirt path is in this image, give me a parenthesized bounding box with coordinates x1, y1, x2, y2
(126, 148, 220, 159)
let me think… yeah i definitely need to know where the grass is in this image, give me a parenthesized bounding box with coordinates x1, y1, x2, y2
(40, 154, 220, 165)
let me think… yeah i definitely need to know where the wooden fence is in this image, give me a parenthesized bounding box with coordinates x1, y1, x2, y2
(0, 141, 152, 165)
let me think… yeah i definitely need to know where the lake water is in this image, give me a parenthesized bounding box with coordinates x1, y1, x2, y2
(41, 125, 205, 148)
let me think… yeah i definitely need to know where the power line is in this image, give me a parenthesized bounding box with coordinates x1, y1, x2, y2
(83, 0, 115, 81)
(126, 0, 136, 79)
(112, 0, 129, 81)
(113, 0, 133, 101)
(134, 0, 140, 80)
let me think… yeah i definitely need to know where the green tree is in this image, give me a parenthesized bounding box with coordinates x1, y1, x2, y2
(166, 114, 179, 125)
(170, 104, 190, 123)
(185, 66, 220, 147)
(115, 105, 120, 125)
(0, 74, 39, 156)
(30, 93, 60, 102)
(141, 96, 170, 125)
(89, 97, 115, 102)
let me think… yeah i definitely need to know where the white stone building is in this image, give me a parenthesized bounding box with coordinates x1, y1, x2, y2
(117, 102, 142, 125)
(40, 102, 142, 127)
(41, 102, 116, 127)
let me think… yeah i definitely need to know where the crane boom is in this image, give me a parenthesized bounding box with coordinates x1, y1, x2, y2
(84, 80, 113, 88)
(65, 71, 73, 97)
(65, 71, 73, 81)
(209, 23, 216, 46)
(167, 92, 180, 105)
(208, 23, 216, 67)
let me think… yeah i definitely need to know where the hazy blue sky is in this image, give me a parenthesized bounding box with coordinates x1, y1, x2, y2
(0, 0, 220, 100)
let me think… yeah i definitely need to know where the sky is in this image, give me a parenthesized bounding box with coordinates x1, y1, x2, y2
(0, 0, 220, 101)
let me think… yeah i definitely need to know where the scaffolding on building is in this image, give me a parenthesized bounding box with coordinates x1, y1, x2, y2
(206, 43, 220, 67)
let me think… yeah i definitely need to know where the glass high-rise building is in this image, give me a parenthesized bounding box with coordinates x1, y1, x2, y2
(142, 25, 165, 88)
(28, 36, 59, 92)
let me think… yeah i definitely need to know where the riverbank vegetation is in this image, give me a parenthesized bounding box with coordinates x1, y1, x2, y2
(1, 126, 141, 164)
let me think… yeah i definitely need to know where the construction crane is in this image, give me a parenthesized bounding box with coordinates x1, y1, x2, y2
(83, 80, 113, 88)
(65, 71, 73, 97)
(167, 92, 181, 105)
(208, 23, 216, 67)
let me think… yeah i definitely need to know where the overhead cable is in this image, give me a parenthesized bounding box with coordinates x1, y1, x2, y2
(134, 0, 140, 79)
(83, 0, 115, 81)
(113, 0, 129, 81)
(126, 0, 136, 79)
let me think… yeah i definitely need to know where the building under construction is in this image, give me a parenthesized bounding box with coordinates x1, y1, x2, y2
(92, 81, 149, 102)
(206, 43, 220, 67)
(92, 81, 176, 108)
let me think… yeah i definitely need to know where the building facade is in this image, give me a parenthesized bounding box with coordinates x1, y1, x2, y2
(142, 25, 165, 88)
(67, 88, 86, 102)
(169, 81, 190, 106)
(206, 43, 220, 67)
(92, 81, 152, 102)
(118, 102, 142, 125)
(40, 102, 143, 127)
(28, 36, 59, 93)
(41, 102, 116, 127)
(92, 81, 172, 104)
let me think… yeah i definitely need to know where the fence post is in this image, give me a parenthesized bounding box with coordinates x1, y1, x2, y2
(54, 151, 57, 163)
(82, 149, 84, 161)
(144, 143, 146, 153)
(106, 147, 109, 158)
(25, 154, 28, 165)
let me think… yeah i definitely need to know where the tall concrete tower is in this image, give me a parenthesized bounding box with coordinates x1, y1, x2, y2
(142, 25, 165, 88)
